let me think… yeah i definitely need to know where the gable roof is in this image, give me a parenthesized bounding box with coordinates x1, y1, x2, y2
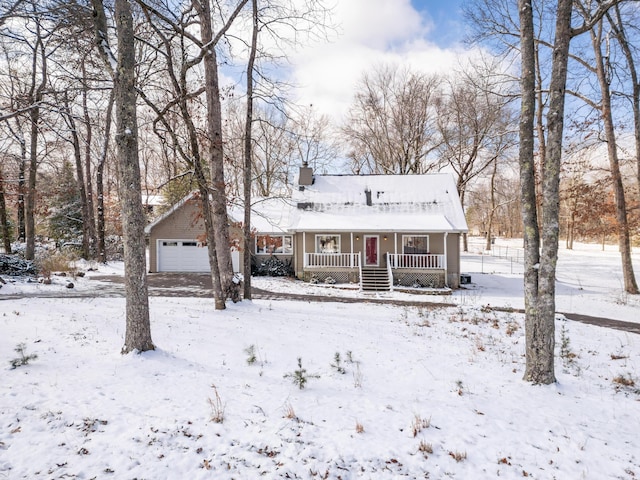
(144, 191, 198, 235)
(289, 173, 468, 233)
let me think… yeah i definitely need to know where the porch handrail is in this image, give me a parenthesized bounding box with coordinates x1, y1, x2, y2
(386, 253, 394, 291)
(388, 253, 444, 269)
(305, 252, 361, 268)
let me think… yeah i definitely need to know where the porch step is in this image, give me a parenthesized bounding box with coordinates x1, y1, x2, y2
(361, 267, 391, 292)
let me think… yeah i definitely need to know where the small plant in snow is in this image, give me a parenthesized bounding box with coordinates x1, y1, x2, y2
(355, 420, 364, 434)
(331, 352, 346, 374)
(10, 343, 38, 369)
(282, 402, 299, 421)
(418, 440, 433, 457)
(449, 450, 467, 462)
(245, 345, 257, 365)
(612, 374, 636, 388)
(559, 323, 577, 366)
(411, 414, 431, 437)
(352, 363, 363, 388)
(208, 384, 225, 423)
(455, 380, 464, 396)
(284, 357, 319, 390)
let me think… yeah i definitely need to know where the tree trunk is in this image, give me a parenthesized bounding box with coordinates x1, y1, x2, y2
(0, 168, 11, 253)
(519, 0, 556, 385)
(196, 0, 241, 303)
(25, 103, 39, 260)
(82, 60, 98, 259)
(485, 159, 498, 251)
(17, 134, 25, 242)
(608, 6, 640, 245)
(91, 0, 154, 353)
(243, 0, 259, 300)
(25, 19, 46, 261)
(591, 21, 639, 294)
(96, 90, 114, 264)
(114, 0, 154, 353)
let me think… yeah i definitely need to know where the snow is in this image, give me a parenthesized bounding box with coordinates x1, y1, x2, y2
(1, 239, 639, 478)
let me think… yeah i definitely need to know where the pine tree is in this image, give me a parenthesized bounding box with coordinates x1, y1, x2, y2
(48, 160, 83, 245)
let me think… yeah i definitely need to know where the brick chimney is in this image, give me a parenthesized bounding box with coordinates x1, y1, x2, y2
(298, 162, 314, 188)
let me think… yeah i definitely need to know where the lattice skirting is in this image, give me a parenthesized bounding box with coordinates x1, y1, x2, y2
(393, 271, 445, 288)
(304, 270, 359, 284)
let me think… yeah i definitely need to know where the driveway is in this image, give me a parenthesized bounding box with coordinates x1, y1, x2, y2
(83, 273, 640, 335)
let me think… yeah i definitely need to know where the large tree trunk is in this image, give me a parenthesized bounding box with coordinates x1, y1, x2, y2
(591, 21, 638, 294)
(519, 0, 555, 385)
(243, 0, 258, 300)
(92, 0, 154, 353)
(196, 0, 241, 303)
(113, 0, 154, 354)
(0, 168, 11, 253)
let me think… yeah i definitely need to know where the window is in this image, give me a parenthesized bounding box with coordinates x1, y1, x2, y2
(315, 234, 340, 253)
(402, 235, 429, 254)
(255, 234, 293, 255)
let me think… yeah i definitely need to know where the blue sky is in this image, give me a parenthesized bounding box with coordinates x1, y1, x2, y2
(412, 0, 466, 47)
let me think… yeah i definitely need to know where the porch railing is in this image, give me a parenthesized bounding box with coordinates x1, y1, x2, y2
(305, 252, 361, 268)
(387, 253, 444, 269)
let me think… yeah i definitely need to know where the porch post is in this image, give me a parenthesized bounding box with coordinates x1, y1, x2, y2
(303, 232, 307, 268)
(394, 232, 397, 255)
(350, 232, 354, 267)
(443, 232, 448, 287)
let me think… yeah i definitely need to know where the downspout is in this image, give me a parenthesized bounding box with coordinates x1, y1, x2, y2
(444, 232, 449, 287)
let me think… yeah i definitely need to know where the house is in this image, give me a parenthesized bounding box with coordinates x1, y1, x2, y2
(145, 167, 468, 290)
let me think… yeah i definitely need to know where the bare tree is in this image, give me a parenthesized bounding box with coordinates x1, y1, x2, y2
(91, 0, 154, 353)
(574, 5, 638, 294)
(343, 64, 442, 175)
(437, 61, 517, 251)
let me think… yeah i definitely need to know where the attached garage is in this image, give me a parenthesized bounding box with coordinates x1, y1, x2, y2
(145, 193, 243, 273)
(156, 239, 210, 272)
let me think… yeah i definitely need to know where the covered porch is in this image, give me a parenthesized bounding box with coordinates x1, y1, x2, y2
(299, 231, 453, 290)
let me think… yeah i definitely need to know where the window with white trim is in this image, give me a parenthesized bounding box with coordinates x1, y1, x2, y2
(255, 234, 293, 255)
(402, 235, 429, 254)
(315, 234, 340, 253)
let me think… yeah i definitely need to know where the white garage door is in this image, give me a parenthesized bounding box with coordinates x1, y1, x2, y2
(157, 240, 209, 272)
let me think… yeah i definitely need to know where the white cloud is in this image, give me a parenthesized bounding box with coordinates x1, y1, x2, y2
(287, 0, 479, 122)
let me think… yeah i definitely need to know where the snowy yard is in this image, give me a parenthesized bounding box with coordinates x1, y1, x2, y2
(1, 240, 639, 478)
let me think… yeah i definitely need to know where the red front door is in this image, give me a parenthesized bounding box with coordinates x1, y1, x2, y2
(365, 235, 378, 266)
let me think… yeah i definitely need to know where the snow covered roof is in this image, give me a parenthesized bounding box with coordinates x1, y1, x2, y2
(289, 173, 468, 233)
(227, 197, 294, 234)
(146, 173, 468, 236)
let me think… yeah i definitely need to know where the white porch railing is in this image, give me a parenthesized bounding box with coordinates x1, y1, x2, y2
(305, 252, 361, 268)
(387, 253, 444, 269)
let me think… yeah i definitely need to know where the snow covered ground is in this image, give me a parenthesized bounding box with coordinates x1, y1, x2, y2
(1, 240, 639, 479)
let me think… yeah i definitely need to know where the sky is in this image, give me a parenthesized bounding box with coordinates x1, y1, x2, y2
(286, 0, 474, 122)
